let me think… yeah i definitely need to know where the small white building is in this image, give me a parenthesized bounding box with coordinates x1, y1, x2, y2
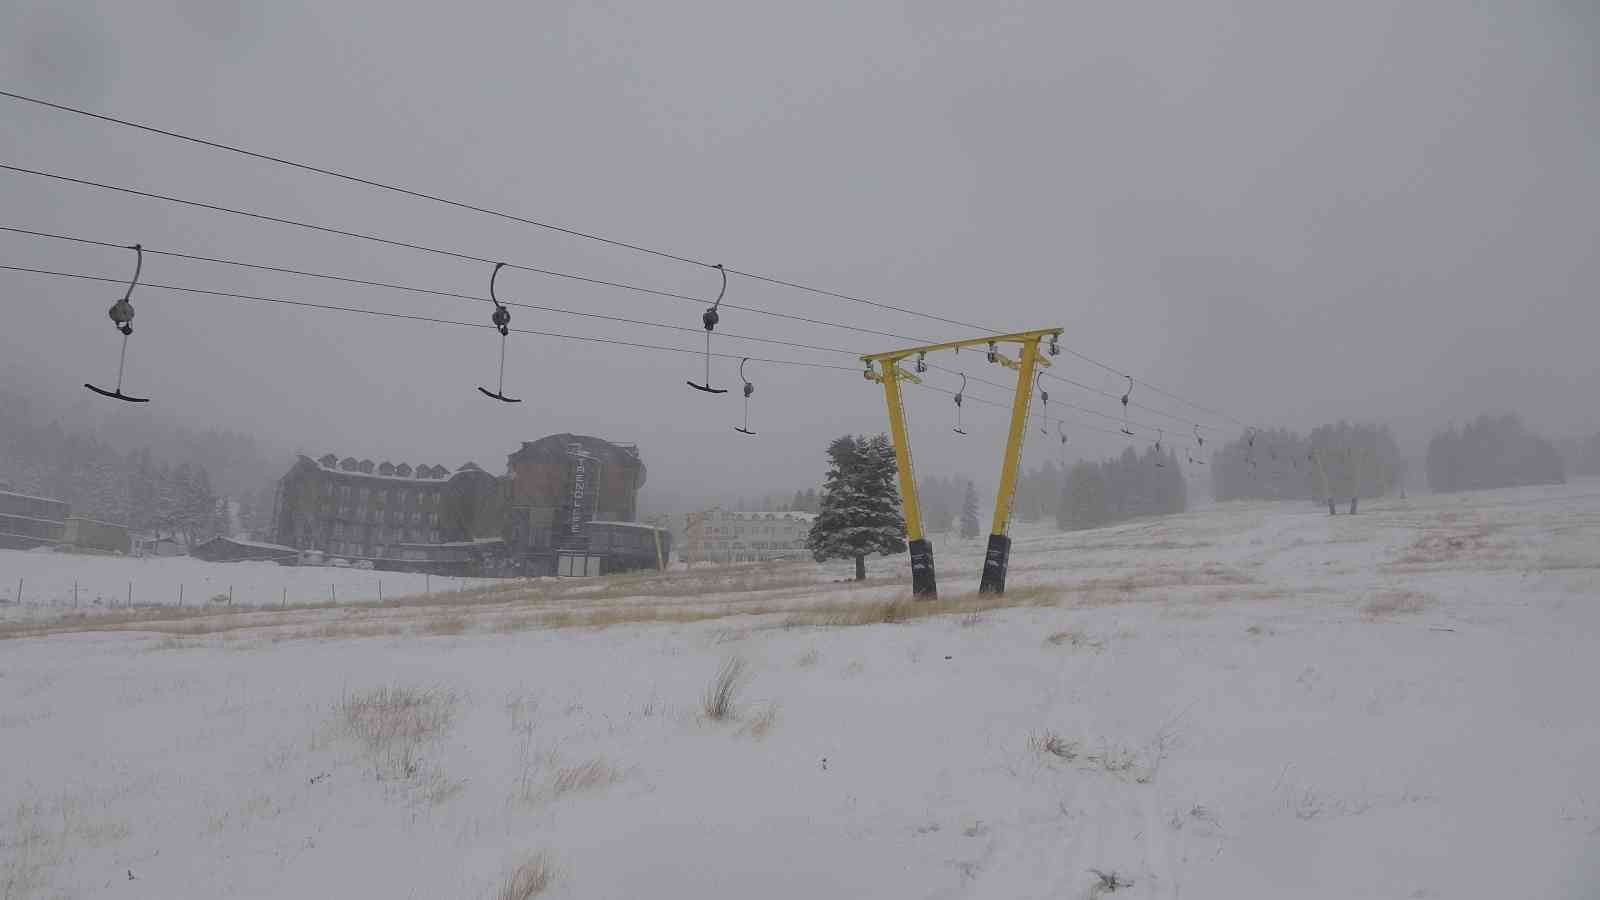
(683, 509, 815, 564)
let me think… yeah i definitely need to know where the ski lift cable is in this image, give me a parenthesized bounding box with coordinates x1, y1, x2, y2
(0, 264, 862, 372)
(0, 170, 1237, 434)
(0, 166, 940, 348)
(0, 90, 1263, 429)
(0, 90, 992, 335)
(2, 222, 1196, 436)
(0, 224, 912, 360)
(6, 261, 1186, 443)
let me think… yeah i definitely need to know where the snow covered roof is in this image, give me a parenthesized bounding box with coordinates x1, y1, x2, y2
(717, 510, 817, 522)
(0, 488, 68, 506)
(296, 455, 459, 484)
(211, 538, 299, 552)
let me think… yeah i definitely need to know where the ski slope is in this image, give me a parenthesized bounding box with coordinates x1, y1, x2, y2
(2, 482, 1597, 898)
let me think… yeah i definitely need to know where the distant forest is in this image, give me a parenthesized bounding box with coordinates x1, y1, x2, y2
(1057, 446, 1188, 531)
(1212, 421, 1405, 505)
(918, 474, 977, 535)
(0, 383, 281, 543)
(1426, 414, 1565, 493)
(1560, 433, 1600, 478)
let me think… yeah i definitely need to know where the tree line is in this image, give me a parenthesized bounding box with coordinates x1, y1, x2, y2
(1, 387, 233, 545)
(1426, 414, 1564, 493)
(1212, 421, 1405, 511)
(1057, 445, 1187, 530)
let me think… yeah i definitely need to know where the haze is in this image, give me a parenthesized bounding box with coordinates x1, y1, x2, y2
(3, 0, 1596, 504)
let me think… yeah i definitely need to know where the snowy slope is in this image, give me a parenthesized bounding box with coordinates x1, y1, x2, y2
(2, 483, 1598, 899)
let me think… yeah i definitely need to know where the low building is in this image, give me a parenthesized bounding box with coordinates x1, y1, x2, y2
(588, 521, 673, 573)
(683, 509, 815, 564)
(192, 536, 300, 564)
(62, 516, 131, 555)
(0, 488, 68, 550)
(134, 536, 186, 557)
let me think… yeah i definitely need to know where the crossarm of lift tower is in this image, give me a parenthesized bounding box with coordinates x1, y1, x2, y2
(859, 328, 1064, 365)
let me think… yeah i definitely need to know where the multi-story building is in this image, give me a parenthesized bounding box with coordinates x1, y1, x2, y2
(272, 455, 497, 563)
(272, 434, 665, 576)
(683, 509, 815, 564)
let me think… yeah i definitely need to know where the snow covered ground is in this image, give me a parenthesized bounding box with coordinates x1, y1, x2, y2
(3, 482, 1598, 898)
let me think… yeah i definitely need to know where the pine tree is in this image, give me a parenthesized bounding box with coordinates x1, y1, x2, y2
(959, 480, 981, 539)
(806, 434, 906, 580)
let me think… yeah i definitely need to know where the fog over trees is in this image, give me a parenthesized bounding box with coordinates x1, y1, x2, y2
(1212, 422, 1405, 509)
(1426, 414, 1565, 494)
(1057, 446, 1187, 532)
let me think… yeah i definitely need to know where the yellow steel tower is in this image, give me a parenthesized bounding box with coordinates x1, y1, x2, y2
(863, 327, 1062, 596)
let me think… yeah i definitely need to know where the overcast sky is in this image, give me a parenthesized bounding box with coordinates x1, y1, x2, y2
(3, 0, 1596, 503)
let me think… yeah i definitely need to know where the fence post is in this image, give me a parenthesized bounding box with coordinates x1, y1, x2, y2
(330, 584, 335, 604)
(74, 579, 79, 608)
(229, 585, 233, 606)
(282, 588, 286, 608)
(378, 579, 383, 603)
(127, 581, 132, 608)
(426, 573, 430, 598)
(179, 584, 184, 607)
(16, 577, 22, 605)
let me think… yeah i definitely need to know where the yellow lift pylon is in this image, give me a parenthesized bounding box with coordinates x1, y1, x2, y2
(863, 327, 1063, 597)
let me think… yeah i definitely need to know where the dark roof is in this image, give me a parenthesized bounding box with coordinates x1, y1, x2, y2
(508, 435, 646, 486)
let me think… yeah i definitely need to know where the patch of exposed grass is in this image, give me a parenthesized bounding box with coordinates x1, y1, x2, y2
(783, 585, 1059, 628)
(424, 615, 467, 636)
(1045, 630, 1104, 651)
(336, 684, 459, 779)
(1362, 591, 1432, 618)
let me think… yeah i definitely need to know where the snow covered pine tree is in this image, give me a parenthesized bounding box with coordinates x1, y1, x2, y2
(806, 434, 907, 581)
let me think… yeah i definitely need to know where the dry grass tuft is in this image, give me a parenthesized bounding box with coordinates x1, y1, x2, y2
(1362, 591, 1432, 618)
(1045, 630, 1104, 651)
(337, 684, 459, 779)
(498, 853, 556, 900)
(1029, 730, 1078, 760)
(547, 757, 622, 799)
(703, 656, 748, 721)
(794, 648, 820, 668)
(1088, 868, 1133, 897)
(737, 702, 780, 740)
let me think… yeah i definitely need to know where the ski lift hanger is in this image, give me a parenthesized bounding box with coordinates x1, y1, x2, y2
(477, 262, 520, 402)
(1036, 372, 1049, 435)
(952, 372, 968, 435)
(1119, 376, 1135, 436)
(84, 242, 150, 403)
(734, 357, 757, 436)
(687, 264, 728, 393)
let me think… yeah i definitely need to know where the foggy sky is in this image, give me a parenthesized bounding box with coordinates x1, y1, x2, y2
(3, 0, 1597, 505)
